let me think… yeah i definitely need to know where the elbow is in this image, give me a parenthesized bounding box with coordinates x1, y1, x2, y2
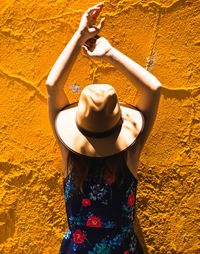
(147, 82, 162, 98)
(45, 82, 58, 96)
(151, 79, 162, 92)
(45, 82, 54, 91)
(45, 77, 64, 90)
(45, 78, 56, 87)
(153, 85, 162, 99)
(45, 82, 54, 88)
(45, 76, 60, 89)
(45, 81, 65, 97)
(45, 73, 58, 87)
(153, 84, 162, 101)
(155, 83, 162, 92)
(157, 82, 162, 93)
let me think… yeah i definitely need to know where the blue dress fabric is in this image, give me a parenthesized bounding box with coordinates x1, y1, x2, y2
(59, 164, 144, 254)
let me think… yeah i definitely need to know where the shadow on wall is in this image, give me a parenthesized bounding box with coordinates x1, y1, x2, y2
(134, 216, 149, 253)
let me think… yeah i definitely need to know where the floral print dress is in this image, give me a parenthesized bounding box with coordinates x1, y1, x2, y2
(59, 164, 144, 254)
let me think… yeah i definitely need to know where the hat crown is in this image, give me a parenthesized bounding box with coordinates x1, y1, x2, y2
(76, 85, 121, 132)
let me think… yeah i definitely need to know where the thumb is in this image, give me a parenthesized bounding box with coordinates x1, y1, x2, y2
(96, 17, 105, 31)
(82, 45, 92, 56)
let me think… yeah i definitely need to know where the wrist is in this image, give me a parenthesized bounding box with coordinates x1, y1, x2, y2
(73, 30, 86, 46)
(103, 46, 115, 60)
(74, 29, 89, 46)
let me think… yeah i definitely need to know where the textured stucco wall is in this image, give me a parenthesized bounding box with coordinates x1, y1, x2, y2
(0, 0, 199, 253)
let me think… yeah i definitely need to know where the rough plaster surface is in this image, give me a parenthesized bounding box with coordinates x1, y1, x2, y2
(0, 0, 199, 253)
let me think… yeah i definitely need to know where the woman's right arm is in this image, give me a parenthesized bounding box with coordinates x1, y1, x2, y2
(45, 2, 105, 168)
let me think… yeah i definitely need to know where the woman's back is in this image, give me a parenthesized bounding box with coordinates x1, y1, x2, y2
(59, 163, 144, 254)
(45, 3, 162, 253)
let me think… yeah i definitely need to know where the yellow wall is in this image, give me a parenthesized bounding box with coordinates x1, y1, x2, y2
(0, 0, 199, 253)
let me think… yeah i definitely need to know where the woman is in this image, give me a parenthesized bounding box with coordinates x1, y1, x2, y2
(46, 2, 162, 253)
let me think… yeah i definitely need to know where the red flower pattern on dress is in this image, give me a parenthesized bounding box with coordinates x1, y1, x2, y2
(81, 198, 91, 207)
(105, 176, 115, 185)
(128, 193, 135, 206)
(124, 251, 129, 254)
(72, 229, 86, 244)
(86, 215, 102, 228)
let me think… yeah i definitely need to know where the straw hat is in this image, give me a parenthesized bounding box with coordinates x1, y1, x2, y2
(55, 84, 144, 157)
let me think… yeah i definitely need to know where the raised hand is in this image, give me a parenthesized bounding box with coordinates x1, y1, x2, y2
(82, 35, 113, 59)
(77, 2, 105, 45)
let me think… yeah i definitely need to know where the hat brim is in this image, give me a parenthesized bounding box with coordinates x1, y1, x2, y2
(55, 102, 145, 157)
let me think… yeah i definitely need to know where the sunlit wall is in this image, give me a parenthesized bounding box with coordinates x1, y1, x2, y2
(0, 0, 199, 253)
